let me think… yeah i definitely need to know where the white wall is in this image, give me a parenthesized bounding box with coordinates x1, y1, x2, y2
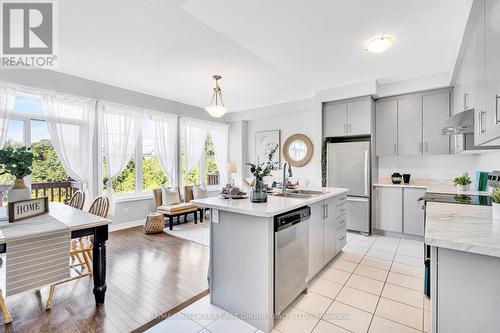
(244, 105, 320, 185)
(228, 120, 247, 187)
(378, 154, 478, 180)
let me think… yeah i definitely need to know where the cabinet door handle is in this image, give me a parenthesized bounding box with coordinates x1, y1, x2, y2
(322, 205, 326, 219)
(481, 111, 487, 133)
(325, 204, 329, 218)
(495, 95, 500, 124)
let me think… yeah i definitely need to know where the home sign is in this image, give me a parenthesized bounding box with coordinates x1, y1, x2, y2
(8, 197, 49, 223)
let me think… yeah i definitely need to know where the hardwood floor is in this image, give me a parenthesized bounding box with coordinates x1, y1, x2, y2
(0, 226, 210, 333)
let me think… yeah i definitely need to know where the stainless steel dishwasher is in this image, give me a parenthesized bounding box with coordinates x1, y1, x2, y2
(274, 206, 310, 315)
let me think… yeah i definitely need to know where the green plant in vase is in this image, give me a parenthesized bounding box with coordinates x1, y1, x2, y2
(492, 189, 500, 219)
(453, 175, 472, 192)
(0, 146, 34, 202)
(247, 145, 278, 203)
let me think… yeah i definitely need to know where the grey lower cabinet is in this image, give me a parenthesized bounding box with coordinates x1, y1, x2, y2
(308, 202, 324, 279)
(374, 186, 424, 236)
(375, 187, 403, 233)
(432, 247, 500, 333)
(403, 188, 426, 236)
(308, 195, 347, 280)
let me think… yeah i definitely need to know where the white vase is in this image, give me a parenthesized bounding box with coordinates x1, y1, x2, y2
(493, 203, 500, 219)
(456, 184, 469, 192)
(7, 179, 31, 203)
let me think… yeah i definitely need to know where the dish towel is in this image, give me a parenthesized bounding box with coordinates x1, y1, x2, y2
(2, 215, 70, 297)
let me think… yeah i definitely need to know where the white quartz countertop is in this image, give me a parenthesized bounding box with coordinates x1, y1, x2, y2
(191, 187, 349, 218)
(373, 178, 491, 195)
(425, 202, 500, 258)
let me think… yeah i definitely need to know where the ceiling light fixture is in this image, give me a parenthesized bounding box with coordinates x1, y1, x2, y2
(205, 75, 228, 118)
(364, 36, 395, 53)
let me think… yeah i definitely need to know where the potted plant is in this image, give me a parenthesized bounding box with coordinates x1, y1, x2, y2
(0, 147, 34, 202)
(453, 175, 472, 192)
(247, 145, 278, 203)
(492, 189, 500, 219)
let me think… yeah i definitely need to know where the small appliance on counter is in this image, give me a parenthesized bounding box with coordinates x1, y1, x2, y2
(391, 172, 402, 184)
(403, 174, 411, 184)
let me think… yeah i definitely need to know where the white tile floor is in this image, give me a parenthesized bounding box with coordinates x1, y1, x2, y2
(146, 232, 430, 333)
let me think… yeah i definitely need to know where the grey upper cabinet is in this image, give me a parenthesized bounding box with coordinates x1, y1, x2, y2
(324, 103, 347, 137)
(423, 92, 450, 155)
(375, 89, 451, 156)
(398, 96, 423, 156)
(484, 0, 500, 143)
(324, 98, 372, 137)
(375, 99, 398, 156)
(347, 99, 371, 136)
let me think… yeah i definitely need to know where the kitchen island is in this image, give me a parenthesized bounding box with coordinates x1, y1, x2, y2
(425, 202, 500, 333)
(192, 187, 348, 333)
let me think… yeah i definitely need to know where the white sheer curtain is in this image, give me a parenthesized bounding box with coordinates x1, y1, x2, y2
(182, 118, 208, 183)
(210, 123, 229, 186)
(0, 87, 16, 148)
(99, 102, 142, 212)
(42, 95, 96, 204)
(151, 113, 178, 186)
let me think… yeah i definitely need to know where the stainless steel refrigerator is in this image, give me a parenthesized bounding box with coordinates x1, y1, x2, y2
(327, 140, 371, 234)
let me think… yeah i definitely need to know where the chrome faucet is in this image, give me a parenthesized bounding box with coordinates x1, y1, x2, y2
(282, 162, 293, 193)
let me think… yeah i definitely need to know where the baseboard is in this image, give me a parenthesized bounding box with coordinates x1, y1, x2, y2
(109, 219, 144, 232)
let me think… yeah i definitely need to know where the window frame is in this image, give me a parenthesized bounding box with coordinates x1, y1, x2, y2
(101, 117, 170, 200)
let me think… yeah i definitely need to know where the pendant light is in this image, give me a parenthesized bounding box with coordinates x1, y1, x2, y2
(205, 75, 228, 118)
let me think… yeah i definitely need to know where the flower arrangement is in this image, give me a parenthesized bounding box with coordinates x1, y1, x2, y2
(0, 146, 34, 179)
(247, 144, 279, 179)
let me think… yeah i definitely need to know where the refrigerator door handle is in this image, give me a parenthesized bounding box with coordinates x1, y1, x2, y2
(364, 149, 369, 196)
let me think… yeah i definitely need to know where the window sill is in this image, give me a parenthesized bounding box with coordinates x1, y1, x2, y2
(114, 192, 154, 203)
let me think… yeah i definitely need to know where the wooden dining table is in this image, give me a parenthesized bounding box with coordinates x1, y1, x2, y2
(0, 202, 112, 305)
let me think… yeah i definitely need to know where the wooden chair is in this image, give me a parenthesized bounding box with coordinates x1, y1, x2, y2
(68, 190, 85, 210)
(45, 196, 109, 310)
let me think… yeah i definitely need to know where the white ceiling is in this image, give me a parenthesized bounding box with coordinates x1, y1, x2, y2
(54, 0, 472, 112)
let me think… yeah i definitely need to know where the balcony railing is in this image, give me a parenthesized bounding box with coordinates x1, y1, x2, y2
(0, 181, 80, 206)
(207, 173, 220, 186)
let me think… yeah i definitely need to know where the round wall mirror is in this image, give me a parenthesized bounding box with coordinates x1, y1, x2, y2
(283, 134, 313, 167)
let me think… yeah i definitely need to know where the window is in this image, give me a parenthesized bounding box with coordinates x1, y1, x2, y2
(101, 118, 168, 196)
(181, 132, 220, 187)
(0, 94, 72, 203)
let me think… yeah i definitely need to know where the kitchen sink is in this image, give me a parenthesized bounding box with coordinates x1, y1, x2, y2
(273, 190, 325, 198)
(288, 190, 326, 196)
(273, 192, 315, 198)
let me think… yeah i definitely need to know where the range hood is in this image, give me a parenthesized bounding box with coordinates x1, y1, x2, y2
(441, 109, 474, 135)
(442, 109, 500, 153)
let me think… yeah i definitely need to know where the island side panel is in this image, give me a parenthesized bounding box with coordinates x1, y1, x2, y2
(210, 209, 274, 332)
(434, 247, 500, 333)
